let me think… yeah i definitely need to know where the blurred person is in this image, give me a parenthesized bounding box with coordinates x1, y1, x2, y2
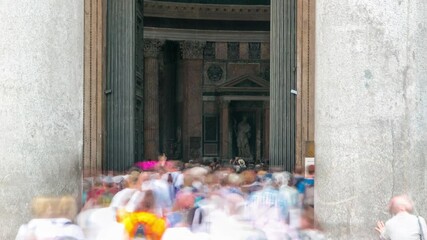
(296, 165, 315, 207)
(119, 190, 167, 240)
(168, 191, 196, 227)
(157, 153, 168, 168)
(16, 196, 85, 240)
(246, 174, 289, 240)
(77, 171, 143, 240)
(375, 195, 427, 240)
(286, 206, 325, 240)
(240, 170, 262, 195)
(162, 161, 184, 203)
(292, 166, 304, 187)
(82, 179, 92, 207)
(97, 175, 119, 207)
(150, 170, 173, 217)
(110, 171, 141, 210)
(162, 192, 211, 240)
(84, 175, 118, 209)
(220, 173, 243, 197)
(274, 172, 299, 209)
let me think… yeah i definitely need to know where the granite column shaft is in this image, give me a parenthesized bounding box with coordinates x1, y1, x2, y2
(315, 0, 427, 239)
(0, 1, 84, 238)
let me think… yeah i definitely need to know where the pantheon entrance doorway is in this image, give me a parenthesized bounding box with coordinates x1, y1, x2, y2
(83, 0, 315, 174)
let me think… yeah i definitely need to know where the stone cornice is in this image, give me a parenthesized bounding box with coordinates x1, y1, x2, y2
(144, 0, 270, 21)
(143, 39, 164, 58)
(144, 27, 269, 42)
(179, 41, 206, 59)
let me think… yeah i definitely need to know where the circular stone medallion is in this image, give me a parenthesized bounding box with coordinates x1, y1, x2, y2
(207, 64, 223, 82)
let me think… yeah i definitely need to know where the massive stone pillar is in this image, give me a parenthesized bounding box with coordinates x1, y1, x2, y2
(179, 41, 205, 161)
(0, 1, 83, 239)
(105, 0, 144, 170)
(315, 1, 427, 239)
(143, 39, 163, 160)
(270, 0, 297, 171)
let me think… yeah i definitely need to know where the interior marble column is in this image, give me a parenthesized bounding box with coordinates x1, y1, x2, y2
(220, 100, 230, 161)
(178, 41, 205, 161)
(143, 39, 164, 160)
(270, 0, 297, 171)
(316, 0, 427, 239)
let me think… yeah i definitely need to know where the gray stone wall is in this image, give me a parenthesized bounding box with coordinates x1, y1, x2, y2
(315, 0, 427, 239)
(0, 0, 83, 239)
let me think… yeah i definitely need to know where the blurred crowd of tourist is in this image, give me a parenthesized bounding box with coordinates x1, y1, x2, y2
(17, 154, 425, 240)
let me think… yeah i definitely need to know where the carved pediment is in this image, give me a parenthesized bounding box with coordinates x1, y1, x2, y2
(217, 74, 270, 93)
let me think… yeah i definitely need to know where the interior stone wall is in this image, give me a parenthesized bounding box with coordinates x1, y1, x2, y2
(202, 41, 270, 89)
(0, 1, 84, 238)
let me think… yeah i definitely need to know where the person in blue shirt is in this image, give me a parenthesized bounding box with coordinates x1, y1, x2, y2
(296, 165, 315, 207)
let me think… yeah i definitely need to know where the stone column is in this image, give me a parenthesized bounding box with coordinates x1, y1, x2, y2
(0, 1, 83, 239)
(270, 0, 297, 171)
(83, 0, 105, 177)
(263, 101, 270, 162)
(143, 39, 163, 160)
(220, 100, 230, 161)
(179, 41, 205, 161)
(316, 1, 427, 239)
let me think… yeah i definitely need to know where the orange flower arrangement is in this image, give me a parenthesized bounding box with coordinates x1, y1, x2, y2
(118, 211, 166, 240)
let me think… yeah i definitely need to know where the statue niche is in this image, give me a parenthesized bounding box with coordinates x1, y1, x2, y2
(236, 115, 252, 158)
(232, 112, 256, 161)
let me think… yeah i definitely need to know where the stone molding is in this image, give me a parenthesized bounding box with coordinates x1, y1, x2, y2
(143, 39, 164, 58)
(144, 0, 270, 21)
(220, 99, 231, 109)
(179, 41, 206, 59)
(145, 27, 269, 42)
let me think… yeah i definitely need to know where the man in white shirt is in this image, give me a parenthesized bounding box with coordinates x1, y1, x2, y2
(376, 195, 427, 240)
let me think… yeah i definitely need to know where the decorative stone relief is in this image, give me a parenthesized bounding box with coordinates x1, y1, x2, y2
(249, 42, 261, 59)
(227, 42, 240, 60)
(143, 39, 164, 58)
(204, 42, 215, 59)
(179, 41, 206, 59)
(204, 62, 226, 84)
(207, 64, 223, 82)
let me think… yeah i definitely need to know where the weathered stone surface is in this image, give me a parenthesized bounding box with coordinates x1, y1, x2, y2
(261, 42, 270, 60)
(215, 42, 228, 60)
(227, 63, 260, 80)
(0, 1, 83, 239)
(144, 39, 164, 159)
(239, 42, 249, 60)
(315, 0, 427, 239)
(179, 41, 205, 161)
